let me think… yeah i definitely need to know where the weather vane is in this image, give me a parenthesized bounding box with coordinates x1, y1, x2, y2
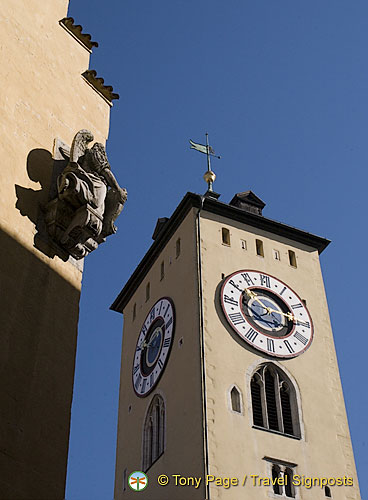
(189, 133, 221, 192)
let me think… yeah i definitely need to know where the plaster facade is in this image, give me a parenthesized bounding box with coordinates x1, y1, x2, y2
(113, 195, 360, 500)
(114, 209, 206, 500)
(200, 211, 360, 500)
(0, 1, 112, 497)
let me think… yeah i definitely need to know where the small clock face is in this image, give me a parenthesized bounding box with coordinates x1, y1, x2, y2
(220, 270, 313, 358)
(132, 297, 175, 397)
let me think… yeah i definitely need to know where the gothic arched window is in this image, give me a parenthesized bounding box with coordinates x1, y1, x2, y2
(250, 364, 301, 438)
(142, 394, 165, 471)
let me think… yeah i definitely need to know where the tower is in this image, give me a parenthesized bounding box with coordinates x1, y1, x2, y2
(112, 190, 361, 499)
(0, 1, 120, 498)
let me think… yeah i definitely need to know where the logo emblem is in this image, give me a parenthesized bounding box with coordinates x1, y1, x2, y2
(128, 471, 148, 492)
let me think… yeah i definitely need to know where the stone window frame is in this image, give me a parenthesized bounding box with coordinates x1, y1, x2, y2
(142, 392, 166, 472)
(273, 249, 281, 261)
(221, 227, 231, 246)
(288, 249, 297, 268)
(263, 457, 299, 499)
(227, 384, 244, 415)
(256, 238, 264, 257)
(246, 361, 304, 440)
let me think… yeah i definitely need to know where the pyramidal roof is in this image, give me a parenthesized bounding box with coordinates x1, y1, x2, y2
(229, 190, 266, 215)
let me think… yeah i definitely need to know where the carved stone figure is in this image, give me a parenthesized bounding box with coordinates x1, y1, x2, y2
(44, 130, 127, 259)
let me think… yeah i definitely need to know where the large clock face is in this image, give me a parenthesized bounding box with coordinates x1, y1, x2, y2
(132, 297, 175, 397)
(220, 270, 313, 358)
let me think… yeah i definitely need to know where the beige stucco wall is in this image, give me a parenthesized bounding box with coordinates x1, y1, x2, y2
(0, 0, 110, 278)
(0, 1, 111, 497)
(199, 211, 360, 500)
(114, 204, 360, 500)
(114, 209, 207, 500)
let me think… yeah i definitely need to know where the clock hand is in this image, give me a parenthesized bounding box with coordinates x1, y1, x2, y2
(146, 329, 160, 348)
(264, 306, 295, 321)
(245, 289, 296, 321)
(244, 288, 269, 311)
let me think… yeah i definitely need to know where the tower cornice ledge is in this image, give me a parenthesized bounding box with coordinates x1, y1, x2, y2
(111, 193, 330, 313)
(82, 70, 119, 103)
(59, 17, 99, 52)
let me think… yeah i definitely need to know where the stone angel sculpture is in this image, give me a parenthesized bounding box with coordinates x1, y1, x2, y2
(45, 130, 127, 259)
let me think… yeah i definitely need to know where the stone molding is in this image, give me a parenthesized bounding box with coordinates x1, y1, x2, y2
(82, 70, 120, 103)
(59, 17, 98, 52)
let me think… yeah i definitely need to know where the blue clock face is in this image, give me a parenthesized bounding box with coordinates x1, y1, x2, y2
(241, 287, 294, 338)
(221, 270, 313, 358)
(133, 298, 175, 397)
(246, 294, 286, 333)
(145, 325, 163, 367)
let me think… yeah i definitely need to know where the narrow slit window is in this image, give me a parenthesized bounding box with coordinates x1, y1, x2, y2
(241, 239, 247, 250)
(176, 238, 181, 258)
(256, 239, 264, 257)
(230, 386, 241, 413)
(288, 250, 297, 267)
(222, 227, 231, 246)
(273, 249, 280, 260)
(325, 485, 332, 497)
(133, 303, 136, 321)
(146, 282, 150, 302)
(123, 468, 127, 492)
(160, 261, 165, 280)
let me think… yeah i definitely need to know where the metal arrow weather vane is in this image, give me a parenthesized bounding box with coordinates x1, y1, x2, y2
(189, 133, 221, 192)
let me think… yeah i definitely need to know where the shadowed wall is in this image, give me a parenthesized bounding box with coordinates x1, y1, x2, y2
(0, 228, 80, 499)
(0, 0, 112, 497)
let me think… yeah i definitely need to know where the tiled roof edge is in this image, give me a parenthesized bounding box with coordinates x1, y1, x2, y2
(82, 70, 120, 102)
(60, 17, 99, 51)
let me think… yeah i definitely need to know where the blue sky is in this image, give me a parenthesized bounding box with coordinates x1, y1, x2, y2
(65, 1, 368, 498)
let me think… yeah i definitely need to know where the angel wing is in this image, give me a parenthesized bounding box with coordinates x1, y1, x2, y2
(89, 142, 111, 174)
(69, 129, 94, 164)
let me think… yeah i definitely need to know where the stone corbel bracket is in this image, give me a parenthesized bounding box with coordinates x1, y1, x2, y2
(82, 70, 120, 104)
(59, 17, 99, 52)
(42, 132, 127, 262)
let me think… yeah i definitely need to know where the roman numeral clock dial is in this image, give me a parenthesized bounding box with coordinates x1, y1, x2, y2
(220, 270, 313, 358)
(132, 298, 175, 396)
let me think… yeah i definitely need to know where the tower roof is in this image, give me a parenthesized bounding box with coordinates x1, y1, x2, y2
(111, 192, 330, 313)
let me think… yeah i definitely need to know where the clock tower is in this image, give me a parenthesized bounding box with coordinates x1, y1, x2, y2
(112, 190, 361, 499)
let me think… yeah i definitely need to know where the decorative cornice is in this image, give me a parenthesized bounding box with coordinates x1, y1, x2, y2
(111, 192, 330, 313)
(82, 70, 119, 103)
(59, 17, 99, 52)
